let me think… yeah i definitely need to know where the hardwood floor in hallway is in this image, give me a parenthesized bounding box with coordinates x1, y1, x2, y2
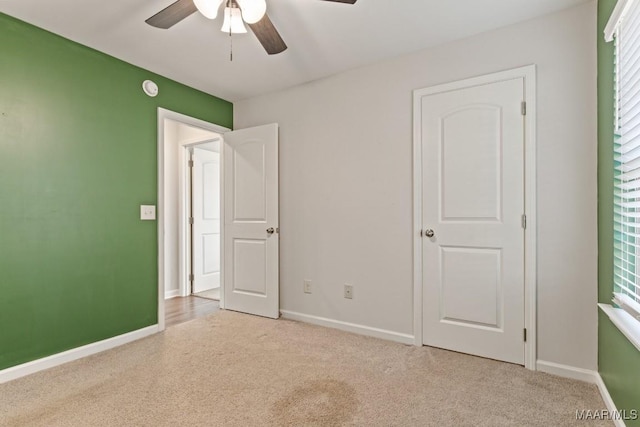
(165, 296, 220, 328)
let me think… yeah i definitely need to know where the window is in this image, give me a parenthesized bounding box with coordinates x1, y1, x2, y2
(608, 0, 640, 325)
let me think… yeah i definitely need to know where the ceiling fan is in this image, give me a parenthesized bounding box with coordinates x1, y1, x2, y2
(146, 0, 358, 55)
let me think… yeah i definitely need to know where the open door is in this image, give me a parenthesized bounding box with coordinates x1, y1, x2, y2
(192, 145, 221, 295)
(223, 124, 279, 319)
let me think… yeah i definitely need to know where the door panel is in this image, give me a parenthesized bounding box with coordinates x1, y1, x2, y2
(440, 246, 501, 328)
(203, 234, 220, 274)
(193, 148, 220, 293)
(233, 141, 267, 221)
(203, 161, 220, 221)
(441, 106, 501, 221)
(224, 123, 279, 319)
(421, 78, 525, 364)
(233, 239, 267, 295)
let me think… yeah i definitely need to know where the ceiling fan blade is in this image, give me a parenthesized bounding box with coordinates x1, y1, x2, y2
(146, 0, 198, 29)
(320, 0, 357, 4)
(248, 14, 288, 55)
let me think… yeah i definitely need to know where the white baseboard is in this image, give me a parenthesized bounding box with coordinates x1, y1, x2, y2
(595, 373, 626, 427)
(280, 310, 414, 345)
(536, 360, 598, 383)
(165, 289, 180, 299)
(0, 325, 159, 384)
(536, 361, 629, 425)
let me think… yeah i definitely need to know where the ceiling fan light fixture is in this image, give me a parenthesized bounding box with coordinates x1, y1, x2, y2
(221, 6, 247, 33)
(236, 0, 267, 24)
(194, 0, 224, 19)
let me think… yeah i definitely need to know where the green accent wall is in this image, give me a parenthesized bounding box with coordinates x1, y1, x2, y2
(0, 13, 232, 370)
(598, 0, 640, 423)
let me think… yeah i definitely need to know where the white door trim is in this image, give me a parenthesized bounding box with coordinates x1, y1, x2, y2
(412, 65, 537, 370)
(157, 108, 230, 331)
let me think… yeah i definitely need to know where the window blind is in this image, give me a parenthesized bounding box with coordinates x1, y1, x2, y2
(613, 0, 640, 320)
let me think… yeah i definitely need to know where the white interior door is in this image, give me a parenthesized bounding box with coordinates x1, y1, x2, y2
(192, 146, 221, 294)
(223, 123, 279, 319)
(420, 78, 525, 364)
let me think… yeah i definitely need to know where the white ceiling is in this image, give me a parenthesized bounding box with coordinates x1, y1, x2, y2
(0, 0, 590, 101)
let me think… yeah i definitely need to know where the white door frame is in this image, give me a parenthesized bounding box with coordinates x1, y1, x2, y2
(157, 108, 230, 331)
(179, 138, 221, 298)
(412, 65, 537, 369)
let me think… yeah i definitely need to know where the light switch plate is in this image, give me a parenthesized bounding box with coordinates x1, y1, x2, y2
(140, 205, 156, 220)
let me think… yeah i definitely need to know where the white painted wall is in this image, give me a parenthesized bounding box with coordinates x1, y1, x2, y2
(163, 119, 219, 298)
(234, 2, 598, 370)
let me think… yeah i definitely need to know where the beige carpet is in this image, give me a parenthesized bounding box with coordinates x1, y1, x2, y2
(0, 311, 610, 427)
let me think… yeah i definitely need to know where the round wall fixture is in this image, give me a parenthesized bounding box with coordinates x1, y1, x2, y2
(142, 80, 159, 97)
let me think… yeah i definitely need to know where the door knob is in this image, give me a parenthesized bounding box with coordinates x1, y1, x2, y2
(267, 227, 275, 235)
(424, 229, 435, 238)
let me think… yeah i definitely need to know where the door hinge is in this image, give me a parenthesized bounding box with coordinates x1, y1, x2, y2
(188, 160, 194, 168)
(189, 217, 194, 225)
(521, 101, 527, 116)
(521, 214, 527, 229)
(188, 274, 194, 282)
(524, 328, 527, 342)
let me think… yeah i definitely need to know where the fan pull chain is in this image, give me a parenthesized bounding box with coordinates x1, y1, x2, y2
(228, 0, 233, 61)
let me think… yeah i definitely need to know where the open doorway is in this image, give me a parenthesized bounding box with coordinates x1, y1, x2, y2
(189, 141, 221, 300)
(157, 109, 230, 330)
(158, 109, 281, 329)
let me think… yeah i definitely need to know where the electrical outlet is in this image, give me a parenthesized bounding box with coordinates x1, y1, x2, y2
(344, 284, 353, 299)
(304, 280, 312, 294)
